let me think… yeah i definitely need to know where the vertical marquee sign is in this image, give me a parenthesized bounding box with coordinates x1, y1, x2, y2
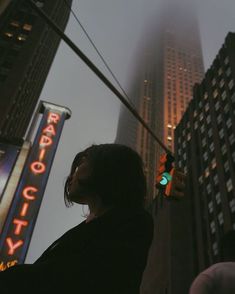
(0, 101, 71, 270)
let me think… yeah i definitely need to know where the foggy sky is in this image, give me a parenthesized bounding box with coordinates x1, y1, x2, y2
(26, 0, 235, 262)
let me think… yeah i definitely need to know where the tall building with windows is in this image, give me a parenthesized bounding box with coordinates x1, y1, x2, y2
(116, 2, 204, 204)
(0, 0, 72, 138)
(174, 32, 235, 276)
(116, 2, 205, 294)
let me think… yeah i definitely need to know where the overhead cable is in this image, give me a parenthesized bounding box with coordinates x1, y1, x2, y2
(28, 0, 173, 156)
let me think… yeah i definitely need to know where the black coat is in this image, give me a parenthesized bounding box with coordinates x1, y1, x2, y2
(0, 207, 153, 294)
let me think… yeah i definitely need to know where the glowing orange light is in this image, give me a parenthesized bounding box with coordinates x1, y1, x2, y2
(39, 149, 46, 161)
(13, 219, 28, 235)
(47, 112, 60, 124)
(43, 124, 56, 136)
(30, 161, 46, 174)
(20, 203, 29, 217)
(6, 238, 23, 255)
(39, 135, 52, 147)
(22, 186, 38, 200)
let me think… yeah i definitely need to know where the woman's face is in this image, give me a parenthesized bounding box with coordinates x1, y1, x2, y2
(68, 157, 93, 204)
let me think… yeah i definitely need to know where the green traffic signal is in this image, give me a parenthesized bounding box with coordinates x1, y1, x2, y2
(160, 172, 172, 186)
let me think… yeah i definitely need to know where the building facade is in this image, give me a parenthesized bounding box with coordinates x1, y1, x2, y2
(0, 0, 72, 139)
(116, 2, 205, 294)
(174, 32, 235, 275)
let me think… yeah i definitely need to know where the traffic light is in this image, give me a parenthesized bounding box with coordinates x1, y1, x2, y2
(155, 153, 174, 189)
(165, 168, 186, 199)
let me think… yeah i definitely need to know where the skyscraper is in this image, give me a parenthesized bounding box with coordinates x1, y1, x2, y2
(0, 0, 72, 139)
(116, 1, 204, 204)
(174, 32, 235, 275)
(115, 1, 204, 294)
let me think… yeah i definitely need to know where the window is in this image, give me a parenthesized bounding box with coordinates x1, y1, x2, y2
(205, 167, 210, 178)
(226, 118, 232, 129)
(210, 221, 216, 234)
(206, 183, 212, 194)
(213, 89, 218, 98)
(218, 212, 224, 225)
(211, 158, 216, 169)
(229, 134, 235, 145)
(229, 80, 234, 89)
(217, 114, 222, 124)
(4, 32, 13, 38)
(206, 115, 211, 125)
(215, 192, 221, 204)
(213, 174, 219, 185)
(215, 101, 220, 111)
(221, 91, 227, 101)
(209, 142, 214, 152)
(220, 79, 225, 88)
(23, 24, 32, 31)
(219, 129, 224, 139)
(226, 179, 233, 192)
(203, 152, 208, 161)
(213, 242, 218, 255)
(226, 67, 231, 77)
(230, 199, 235, 213)
(208, 201, 213, 213)
(17, 34, 27, 41)
(224, 160, 229, 173)
(208, 128, 213, 138)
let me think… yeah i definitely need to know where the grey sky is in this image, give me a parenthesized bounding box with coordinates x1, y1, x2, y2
(26, 0, 235, 262)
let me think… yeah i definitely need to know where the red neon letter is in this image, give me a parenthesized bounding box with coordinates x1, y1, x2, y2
(6, 238, 23, 255)
(39, 149, 46, 161)
(43, 124, 56, 136)
(22, 186, 38, 200)
(13, 219, 28, 235)
(30, 161, 46, 174)
(39, 135, 52, 147)
(48, 112, 60, 124)
(20, 203, 29, 217)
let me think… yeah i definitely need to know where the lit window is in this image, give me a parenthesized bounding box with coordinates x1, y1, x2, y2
(198, 175, 203, 184)
(213, 89, 218, 98)
(226, 68, 231, 77)
(194, 121, 198, 129)
(226, 178, 233, 192)
(209, 142, 214, 152)
(211, 158, 216, 169)
(187, 133, 191, 141)
(200, 125, 205, 133)
(206, 115, 211, 125)
(213, 242, 218, 255)
(212, 78, 216, 86)
(221, 144, 227, 155)
(23, 24, 32, 31)
(229, 134, 235, 145)
(210, 222, 216, 234)
(215, 101, 220, 111)
(205, 168, 210, 178)
(219, 79, 225, 88)
(218, 212, 224, 225)
(205, 103, 209, 112)
(199, 113, 203, 121)
(224, 57, 229, 65)
(204, 92, 208, 100)
(218, 68, 223, 76)
(4, 32, 13, 38)
(228, 80, 234, 89)
(230, 199, 235, 213)
(222, 91, 227, 101)
(208, 201, 213, 213)
(10, 21, 20, 27)
(226, 118, 232, 129)
(219, 129, 224, 139)
(17, 34, 27, 41)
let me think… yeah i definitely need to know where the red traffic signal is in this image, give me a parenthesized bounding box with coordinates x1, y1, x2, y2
(165, 168, 186, 199)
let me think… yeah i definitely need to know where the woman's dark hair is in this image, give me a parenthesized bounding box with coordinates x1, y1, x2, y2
(64, 144, 147, 209)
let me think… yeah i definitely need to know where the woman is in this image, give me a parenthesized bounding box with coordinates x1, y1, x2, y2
(0, 144, 153, 294)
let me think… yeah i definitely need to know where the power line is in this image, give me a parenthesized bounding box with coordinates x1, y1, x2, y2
(62, 0, 136, 109)
(28, 0, 173, 156)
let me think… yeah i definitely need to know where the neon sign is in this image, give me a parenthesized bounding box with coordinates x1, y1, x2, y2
(0, 102, 71, 269)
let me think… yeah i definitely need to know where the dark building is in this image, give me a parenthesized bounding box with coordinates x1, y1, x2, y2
(175, 32, 235, 277)
(0, 0, 72, 138)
